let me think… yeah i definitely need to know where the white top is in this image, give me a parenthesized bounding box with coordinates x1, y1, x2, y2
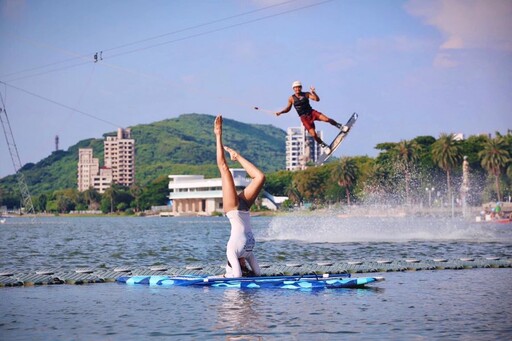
(225, 210, 261, 277)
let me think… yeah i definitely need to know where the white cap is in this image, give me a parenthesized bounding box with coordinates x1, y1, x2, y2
(292, 80, 302, 88)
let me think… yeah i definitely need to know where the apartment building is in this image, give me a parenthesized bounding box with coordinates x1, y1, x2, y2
(77, 127, 134, 193)
(77, 149, 99, 191)
(286, 126, 324, 170)
(104, 128, 135, 187)
(77, 148, 112, 193)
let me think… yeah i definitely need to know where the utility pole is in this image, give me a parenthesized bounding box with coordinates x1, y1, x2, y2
(0, 92, 36, 219)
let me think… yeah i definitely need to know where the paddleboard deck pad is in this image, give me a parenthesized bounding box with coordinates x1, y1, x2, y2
(317, 112, 358, 165)
(117, 273, 384, 290)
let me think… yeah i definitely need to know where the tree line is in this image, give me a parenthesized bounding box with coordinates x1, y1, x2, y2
(266, 132, 511, 209)
(0, 176, 170, 215)
(1, 132, 510, 214)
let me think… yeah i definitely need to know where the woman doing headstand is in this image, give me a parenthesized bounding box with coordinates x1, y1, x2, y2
(214, 115, 265, 278)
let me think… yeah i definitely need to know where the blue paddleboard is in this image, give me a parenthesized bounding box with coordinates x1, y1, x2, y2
(117, 273, 384, 290)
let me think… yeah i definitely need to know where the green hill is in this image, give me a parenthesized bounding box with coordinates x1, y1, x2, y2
(0, 113, 286, 196)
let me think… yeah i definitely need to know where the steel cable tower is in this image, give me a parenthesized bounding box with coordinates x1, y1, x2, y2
(0, 92, 36, 218)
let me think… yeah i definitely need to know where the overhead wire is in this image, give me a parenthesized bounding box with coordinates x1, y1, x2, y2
(0, 0, 335, 126)
(1, 0, 297, 80)
(106, 0, 335, 60)
(2, 0, 334, 82)
(54, 63, 98, 137)
(100, 0, 298, 54)
(0, 35, 93, 79)
(0, 81, 121, 128)
(5, 60, 92, 83)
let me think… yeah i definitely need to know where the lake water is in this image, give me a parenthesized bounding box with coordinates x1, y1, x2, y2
(1, 214, 511, 340)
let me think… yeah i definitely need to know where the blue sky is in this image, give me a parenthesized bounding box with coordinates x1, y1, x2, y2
(1, 0, 511, 178)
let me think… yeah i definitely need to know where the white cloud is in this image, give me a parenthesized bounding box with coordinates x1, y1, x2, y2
(405, 0, 512, 51)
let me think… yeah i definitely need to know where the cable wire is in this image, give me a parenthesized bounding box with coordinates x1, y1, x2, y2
(0, 81, 121, 128)
(2, 0, 334, 82)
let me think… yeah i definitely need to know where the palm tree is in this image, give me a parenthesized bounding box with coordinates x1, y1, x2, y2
(103, 185, 120, 213)
(479, 136, 510, 201)
(285, 182, 302, 207)
(129, 183, 142, 212)
(393, 140, 420, 204)
(431, 133, 461, 202)
(332, 157, 358, 205)
(83, 187, 101, 210)
(294, 168, 324, 203)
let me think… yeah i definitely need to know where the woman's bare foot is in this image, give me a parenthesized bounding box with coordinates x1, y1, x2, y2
(214, 115, 222, 136)
(224, 146, 238, 161)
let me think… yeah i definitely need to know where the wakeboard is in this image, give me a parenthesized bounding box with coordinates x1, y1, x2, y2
(116, 273, 384, 290)
(317, 112, 358, 165)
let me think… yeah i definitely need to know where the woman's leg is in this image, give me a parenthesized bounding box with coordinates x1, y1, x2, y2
(215, 115, 238, 212)
(223, 146, 265, 207)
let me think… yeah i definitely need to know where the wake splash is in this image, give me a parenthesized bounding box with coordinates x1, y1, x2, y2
(262, 215, 511, 243)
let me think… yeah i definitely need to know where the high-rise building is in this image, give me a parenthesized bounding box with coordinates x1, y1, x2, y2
(94, 167, 113, 194)
(285, 126, 324, 170)
(104, 128, 135, 187)
(77, 148, 99, 192)
(78, 127, 134, 193)
(77, 148, 112, 193)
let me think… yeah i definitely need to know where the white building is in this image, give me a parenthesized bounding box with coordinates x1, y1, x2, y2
(453, 133, 464, 141)
(167, 169, 285, 215)
(286, 126, 324, 170)
(168, 169, 248, 215)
